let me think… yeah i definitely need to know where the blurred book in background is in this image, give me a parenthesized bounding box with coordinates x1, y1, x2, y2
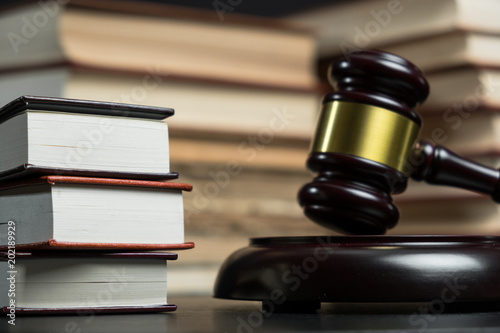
(0, 0, 321, 136)
(289, 0, 500, 59)
(5, 0, 500, 296)
(0, 0, 326, 296)
(0, 0, 317, 89)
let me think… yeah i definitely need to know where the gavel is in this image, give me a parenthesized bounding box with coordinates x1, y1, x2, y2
(298, 50, 500, 235)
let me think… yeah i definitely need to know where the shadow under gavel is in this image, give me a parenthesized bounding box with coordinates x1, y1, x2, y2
(298, 50, 500, 235)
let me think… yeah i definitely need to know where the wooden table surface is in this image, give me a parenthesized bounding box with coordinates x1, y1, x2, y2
(3, 296, 500, 333)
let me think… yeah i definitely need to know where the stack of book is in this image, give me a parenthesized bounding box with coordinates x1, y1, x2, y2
(0, 0, 326, 296)
(0, 95, 193, 315)
(287, 0, 500, 234)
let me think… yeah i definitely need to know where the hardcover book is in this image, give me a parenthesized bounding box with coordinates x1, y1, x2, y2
(287, 0, 500, 57)
(1, 251, 178, 315)
(0, 176, 194, 250)
(0, 96, 177, 182)
(0, 0, 317, 90)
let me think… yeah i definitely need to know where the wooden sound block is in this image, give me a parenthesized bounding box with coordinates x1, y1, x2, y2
(214, 235, 500, 312)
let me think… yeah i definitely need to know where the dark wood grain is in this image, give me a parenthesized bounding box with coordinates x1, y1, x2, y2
(215, 236, 500, 310)
(3, 296, 500, 332)
(412, 141, 500, 202)
(299, 50, 428, 235)
(298, 50, 500, 235)
(324, 49, 427, 124)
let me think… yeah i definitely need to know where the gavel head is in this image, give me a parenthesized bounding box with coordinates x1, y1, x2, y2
(298, 50, 429, 235)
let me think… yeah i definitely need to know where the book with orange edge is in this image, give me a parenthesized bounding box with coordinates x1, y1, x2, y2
(0, 176, 194, 250)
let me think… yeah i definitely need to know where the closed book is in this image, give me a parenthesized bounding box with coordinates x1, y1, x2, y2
(0, 66, 320, 139)
(382, 31, 500, 72)
(0, 176, 194, 250)
(394, 193, 500, 235)
(0, 95, 177, 182)
(418, 110, 500, 156)
(287, 0, 500, 57)
(0, 0, 316, 91)
(1, 251, 178, 315)
(319, 31, 500, 79)
(419, 67, 500, 112)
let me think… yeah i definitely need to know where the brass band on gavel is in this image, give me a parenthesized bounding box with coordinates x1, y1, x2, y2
(310, 101, 420, 176)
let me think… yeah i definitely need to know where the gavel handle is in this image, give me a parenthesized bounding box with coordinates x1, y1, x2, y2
(411, 141, 500, 202)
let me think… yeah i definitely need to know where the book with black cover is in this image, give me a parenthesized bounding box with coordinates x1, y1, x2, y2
(1, 251, 178, 315)
(0, 96, 178, 182)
